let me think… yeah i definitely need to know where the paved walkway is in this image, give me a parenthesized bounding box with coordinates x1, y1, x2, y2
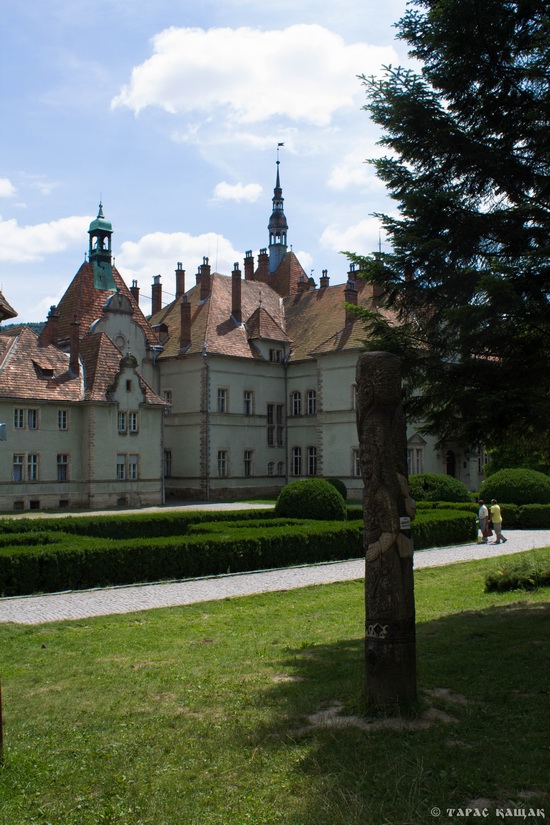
(1, 529, 549, 626)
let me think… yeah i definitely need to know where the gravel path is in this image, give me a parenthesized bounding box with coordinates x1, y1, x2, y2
(1, 529, 549, 626)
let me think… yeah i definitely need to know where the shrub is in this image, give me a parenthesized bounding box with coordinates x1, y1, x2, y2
(274, 479, 347, 521)
(408, 473, 473, 503)
(485, 551, 550, 592)
(326, 478, 348, 501)
(479, 468, 550, 506)
(412, 510, 477, 549)
(518, 504, 550, 529)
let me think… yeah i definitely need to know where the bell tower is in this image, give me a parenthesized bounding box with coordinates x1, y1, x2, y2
(88, 202, 117, 291)
(268, 147, 288, 273)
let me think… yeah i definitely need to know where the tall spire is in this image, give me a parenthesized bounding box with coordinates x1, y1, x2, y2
(268, 144, 288, 273)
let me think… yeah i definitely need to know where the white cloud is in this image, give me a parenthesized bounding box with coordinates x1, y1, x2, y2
(320, 216, 383, 256)
(212, 181, 263, 203)
(0, 215, 91, 263)
(116, 231, 244, 291)
(112, 24, 396, 128)
(0, 179, 16, 199)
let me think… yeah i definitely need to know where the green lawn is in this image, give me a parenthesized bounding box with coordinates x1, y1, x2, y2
(0, 551, 548, 825)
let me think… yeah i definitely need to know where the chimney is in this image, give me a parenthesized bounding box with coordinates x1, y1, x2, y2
(344, 279, 358, 325)
(151, 275, 162, 315)
(347, 262, 357, 282)
(244, 250, 255, 281)
(319, 270, 330, 289)
(175, 262, 185, 299)
(297, 275, 309, 293)
(130, 279, 140, 306)
(179, 294, 191, 349)
(257, 248, 269, 280)
(40, 305, 60, 346)
(70, 316, 80, 375)
(232, 262, 242, 324)
(200, 256, 211, 301)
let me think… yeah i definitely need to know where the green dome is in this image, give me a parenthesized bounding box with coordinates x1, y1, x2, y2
(88, 202, 112, 233)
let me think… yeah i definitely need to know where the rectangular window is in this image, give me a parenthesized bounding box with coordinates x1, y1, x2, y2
(13, 454, 24, 482)
(57, 454, 69, 482)
(243, 391, 254, 416)
(353, 449, 361, 478)
(128, 411, 139, 433)
(163, 389, 173, 409)
(269, 348, 282, 363)
(14, 409, 24, 429)
(128, 455, 139, 480)
(292, 447, 302, 477)
(27, 454, 38, 481)
(407, 448, 423, 475)
(217, 388, 228, 414)
(244, 450, 253, 477)
(27, 409, 39, 430)
(58, 409, 68, 431)
(217, 450, 228, 478)
(307, 446, 317, 476)
(118, 411, 127, 433)
(267, 404, 284, 447)
(276, 404, 284, 447)
(116, 454, 126, 480)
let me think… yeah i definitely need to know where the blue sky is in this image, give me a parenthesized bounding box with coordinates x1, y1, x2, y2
(1, 0, 410, 322)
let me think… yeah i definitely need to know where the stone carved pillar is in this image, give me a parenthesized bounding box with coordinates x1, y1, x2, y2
(356, 352, 417, 709)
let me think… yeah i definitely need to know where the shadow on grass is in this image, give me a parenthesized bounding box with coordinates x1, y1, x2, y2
(248, 601, 550, 825)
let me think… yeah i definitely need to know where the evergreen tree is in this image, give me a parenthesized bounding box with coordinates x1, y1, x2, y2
(353, 0, 550, 460)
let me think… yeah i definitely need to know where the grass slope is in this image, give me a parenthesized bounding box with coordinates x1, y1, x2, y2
(0, 551, 548, 825)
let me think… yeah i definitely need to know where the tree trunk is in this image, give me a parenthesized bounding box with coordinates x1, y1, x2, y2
(356, 352, 417, 711)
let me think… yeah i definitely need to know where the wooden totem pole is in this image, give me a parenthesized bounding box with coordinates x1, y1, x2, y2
(356, 352, 417, 710)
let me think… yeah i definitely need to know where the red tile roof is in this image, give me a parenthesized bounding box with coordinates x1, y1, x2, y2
(40, 262, 158, 348)
(151, 273, 289, 360)
(0, 328, 81, 401)
(253, 251, 309, 297)
(0, 327, 165, 406)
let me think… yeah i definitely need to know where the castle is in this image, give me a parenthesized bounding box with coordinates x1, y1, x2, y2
(0, 163, 484, 511)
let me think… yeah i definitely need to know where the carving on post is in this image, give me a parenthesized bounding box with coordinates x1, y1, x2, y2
(356, 352, 417, 710)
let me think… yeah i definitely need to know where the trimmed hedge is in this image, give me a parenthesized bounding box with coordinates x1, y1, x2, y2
(0, 521, 364, 597)
(412, 509, 477, 549)
(0, 509, 276, 539)
(517, 505, 550, 529)
(409, 473, 473, 503)
(479, 468, 550, 506)
(275, 479, 347, 521)
(0, 508, 479, 597)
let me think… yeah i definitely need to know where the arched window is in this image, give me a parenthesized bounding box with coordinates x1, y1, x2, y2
(306, 390, 317, 415)
(291, 447, 302, 476)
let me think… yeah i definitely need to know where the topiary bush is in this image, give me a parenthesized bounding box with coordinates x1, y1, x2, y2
(479, 468, 550, 506)
(274, 479, 347, 521)
(408, 473, 473, 503)
(326, 478, 348, 501)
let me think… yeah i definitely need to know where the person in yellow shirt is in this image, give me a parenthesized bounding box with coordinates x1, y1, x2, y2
(490, 499, 507, 544)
